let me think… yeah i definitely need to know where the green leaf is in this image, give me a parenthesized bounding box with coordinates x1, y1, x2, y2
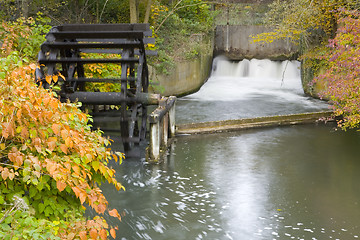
(29, 186, 37, 198)
(0, 195, 4, 204)
(39, 203, 46, 214)
(24, 160, 31, 168)
(44, 206, 53, 216)
(31, 177, 39, 185)
(36, 180, 44, 191)
(34, 164, 41, 172)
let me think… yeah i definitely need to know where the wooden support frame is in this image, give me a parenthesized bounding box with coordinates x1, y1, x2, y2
(147, 96, 176, 162)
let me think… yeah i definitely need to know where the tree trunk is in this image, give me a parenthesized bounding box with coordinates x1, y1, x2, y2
(144, 0, 152, 23)
(129, 0, 138, 23)
(21, 0, 29, 18)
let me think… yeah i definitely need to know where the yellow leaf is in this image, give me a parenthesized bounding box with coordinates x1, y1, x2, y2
(45, 75, 52, 84)
(8, 170, 15, 180)
(48, 137, 57, 142)
(91, 161, 99, 171)
(52, 75, 58, 83)
(59, 73, 66, 81)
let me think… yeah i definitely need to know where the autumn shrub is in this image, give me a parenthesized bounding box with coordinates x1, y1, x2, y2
(252, 0, 358, 44)
(313, 9, 360, 130)
(0, 19, 124, 239)
(0, 15, 51, 60)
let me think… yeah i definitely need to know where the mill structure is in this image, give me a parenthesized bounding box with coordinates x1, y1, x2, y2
(36, 23, 175, 160)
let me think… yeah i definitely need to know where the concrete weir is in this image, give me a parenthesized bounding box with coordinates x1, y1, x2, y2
(176, 111, 333, 135)
(214, 25, 299, 60)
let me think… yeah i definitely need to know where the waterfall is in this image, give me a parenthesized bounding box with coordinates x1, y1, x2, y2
(188, 57, 305, 101)
(177, 56, 328, 124)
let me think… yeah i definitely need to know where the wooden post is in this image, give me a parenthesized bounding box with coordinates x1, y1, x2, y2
(149, 121, 160, 161)
(168, 96, 176, 137)
(159, 98, 168, 148)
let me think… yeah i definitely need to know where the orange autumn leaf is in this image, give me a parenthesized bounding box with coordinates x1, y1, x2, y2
(65, 136, 73, 148)
(89, 228, 98, 239)
(97, 204, 106, 214)
(78, 231, 87, 240)
(110, 228, 116, 239)
(29, 63, 37, 70)
(56, 180, 66, 192)
(108, 209, 120, 219)
(47, 141, 56, 152)
(46, 160, 57, 175)
(49, 99, 58, 109)
(72, 186, 81, 198)
(72, 165, 80, 174)
(51, 123, 61, 136)
(20, 127, 29, 139)
(60, 144, 68, 154)
(79, 191, 87, 204)
(99, 229, 107, 240)
(1, 168, 10, 180)
(61, 129, 69, 140)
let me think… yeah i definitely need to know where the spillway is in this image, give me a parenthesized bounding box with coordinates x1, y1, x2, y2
(176, 57, 329, 124)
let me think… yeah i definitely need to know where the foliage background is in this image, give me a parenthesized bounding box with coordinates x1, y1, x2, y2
(0, 18, 123, 239)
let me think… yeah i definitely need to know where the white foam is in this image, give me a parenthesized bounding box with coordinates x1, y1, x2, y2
(186, 57, 304, 102)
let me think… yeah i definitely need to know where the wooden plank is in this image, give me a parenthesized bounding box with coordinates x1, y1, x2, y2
(42, 42, 142, 49)
(61, 92, 160, 105)
(51, 31, 144, 39)
(39, 57, 139, 64)
(65, 77, 137, 82)
(80, 49, 157, 56)
(57, 23, 150, 32)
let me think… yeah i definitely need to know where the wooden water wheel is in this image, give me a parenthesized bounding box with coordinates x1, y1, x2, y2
(36, 24, 158, 153)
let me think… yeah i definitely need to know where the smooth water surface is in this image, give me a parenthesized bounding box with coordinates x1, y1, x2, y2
(176, 58, 329, 124)
(97, 124, 360, 239)
(91, 58, 358, 239)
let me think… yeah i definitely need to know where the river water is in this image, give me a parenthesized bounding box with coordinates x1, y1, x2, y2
(92, 58, 360, 239)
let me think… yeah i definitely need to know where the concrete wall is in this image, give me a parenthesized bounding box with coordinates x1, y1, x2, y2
(214, 25, 299, 60)
(149, 51, 213, 97)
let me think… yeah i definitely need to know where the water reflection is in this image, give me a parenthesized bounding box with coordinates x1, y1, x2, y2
(95, 124, 360, 239)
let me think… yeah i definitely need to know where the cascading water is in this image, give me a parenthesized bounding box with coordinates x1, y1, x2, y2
(176, 57, 329, 124)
